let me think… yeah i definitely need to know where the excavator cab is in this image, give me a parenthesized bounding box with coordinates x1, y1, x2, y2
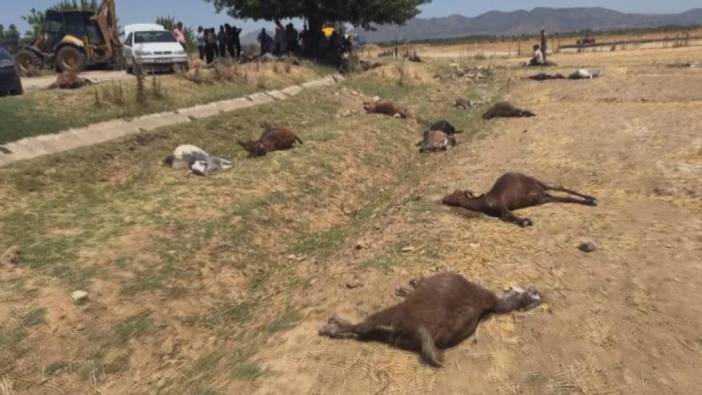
(15, 0, 121, 74)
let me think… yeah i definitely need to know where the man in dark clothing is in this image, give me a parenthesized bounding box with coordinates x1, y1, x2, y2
(286, 23, 299, 54)
(258, 28, 274, 55)
(217, 26, 228, 58)
(205, 28, 217, 63)
(227, 24, 242, 58)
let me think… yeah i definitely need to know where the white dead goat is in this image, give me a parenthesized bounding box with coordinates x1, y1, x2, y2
(163, 145, 233, 176)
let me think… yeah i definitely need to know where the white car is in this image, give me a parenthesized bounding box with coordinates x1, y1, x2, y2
(122, 24, 188, 73)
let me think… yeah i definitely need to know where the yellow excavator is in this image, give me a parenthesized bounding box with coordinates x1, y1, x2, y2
(15, 0, 121, 74)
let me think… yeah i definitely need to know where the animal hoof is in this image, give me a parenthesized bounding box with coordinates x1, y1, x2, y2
(590, 199, 599, 206)
(319, 317, 343, 337)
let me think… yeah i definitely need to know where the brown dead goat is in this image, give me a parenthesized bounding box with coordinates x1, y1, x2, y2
(417, 131, 456, 153)
(48, 71, 91, 89)
(481, 102, 535, 120)
(238, 128, 303, 157)
(442, 172, 597, 227)
(527, 73, 565, 81)
(364, 100, 409, 119)
(319, 272, 542, 367)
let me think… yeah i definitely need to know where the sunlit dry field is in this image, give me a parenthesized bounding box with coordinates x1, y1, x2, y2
(1, 40, 701, 394)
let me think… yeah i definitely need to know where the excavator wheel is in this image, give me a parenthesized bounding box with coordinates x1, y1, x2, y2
(56, 46, 86, 73)
(14, 49, 43, 76)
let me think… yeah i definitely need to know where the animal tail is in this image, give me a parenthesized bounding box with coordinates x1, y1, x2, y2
(417, 326, 443, 367)
(295, 137, 304, 145)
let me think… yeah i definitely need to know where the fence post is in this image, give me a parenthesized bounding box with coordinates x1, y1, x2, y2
(541, 29, 548, 62)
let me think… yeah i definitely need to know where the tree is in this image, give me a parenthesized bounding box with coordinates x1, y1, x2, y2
(205, 0, 430, 55)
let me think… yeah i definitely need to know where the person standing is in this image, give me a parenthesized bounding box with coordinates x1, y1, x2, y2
(285, 23, 299, 54)
(205, 28, 217, 63)
(258, 28, 274, 55)
(218, 26, 228, 59)
(196, 26, 205, 60)
(173, 22, 187, 50)
(274, 21, 286, 56)
(231, 25, 242, 58)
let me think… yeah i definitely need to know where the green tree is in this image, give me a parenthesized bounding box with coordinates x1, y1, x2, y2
(205, 0, 430, 54)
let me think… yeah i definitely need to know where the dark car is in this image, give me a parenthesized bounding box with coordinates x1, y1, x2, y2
(0, 46, 23, 96)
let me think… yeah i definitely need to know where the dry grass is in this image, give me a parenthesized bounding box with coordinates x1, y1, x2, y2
(0, 59, 493, 393)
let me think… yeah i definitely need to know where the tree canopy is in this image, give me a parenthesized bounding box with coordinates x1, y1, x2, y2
(205, 0, 431, 29)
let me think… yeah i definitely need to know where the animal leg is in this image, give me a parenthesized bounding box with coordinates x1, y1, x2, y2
(319, 316, 358, 339)
(417, 326, 443, 367)
(542, 194, 597, 206)
(500, 209, 533, 227)
(541, 184, 598, 204)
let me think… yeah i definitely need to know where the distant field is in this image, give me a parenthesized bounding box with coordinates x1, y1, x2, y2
(365, 27, 702, 58)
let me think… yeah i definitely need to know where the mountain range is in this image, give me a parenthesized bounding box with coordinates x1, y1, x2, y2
(353, 7, 702, 43)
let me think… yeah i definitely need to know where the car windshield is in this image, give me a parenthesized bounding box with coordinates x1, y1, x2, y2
(134, 31, 176, 44)
(0, 48, 10, 60)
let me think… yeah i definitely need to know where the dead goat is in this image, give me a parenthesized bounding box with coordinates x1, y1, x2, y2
(364, 100, 409, 119)
(428, 120, 461, 136)
(442, 172, 597, 227)
(48, 71, 91, 89)
(568, 69, 600, 80)
(481, 102, 535, 120)
(163, 145, 232, 176)
(238, 127, 303, 157)
(417, 131, 456, 153)
(319, 272, 542, 367)
(527, 73, 565, 81)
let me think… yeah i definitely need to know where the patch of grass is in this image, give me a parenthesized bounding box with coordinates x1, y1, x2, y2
(0, 326, 27, 353)
(293, 227, 347, 256)
(113, 312, 154, 344)
(0, 63, 328, 144)
(361, 255, 400, 273)
(231, 362, 264, 381)
(265, 309, 302, 334)
(45, 361, 70, 376)
(21, 307, 47, 327)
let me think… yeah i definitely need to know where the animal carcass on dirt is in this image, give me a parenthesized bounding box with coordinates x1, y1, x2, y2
(238, 127, 303, 157)
(163, 145, 233, 176)
(527, 73, 565, 81)
(417, 130, 456, 153)
(481, 102, 535, 120)
(48, 71, 92, 89)
(428, 120, 460, 136)
(319, 272, 542, 367)
(364, 101, 409, 119)
(442, 172, 598, 227)
(568, 69, 600, 80)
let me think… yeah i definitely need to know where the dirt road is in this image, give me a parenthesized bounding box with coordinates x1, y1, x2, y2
(21, 70, 133, 91)
(250, 47, 702, 394)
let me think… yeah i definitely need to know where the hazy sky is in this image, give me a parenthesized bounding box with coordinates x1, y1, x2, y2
(1, 0, 700, 34)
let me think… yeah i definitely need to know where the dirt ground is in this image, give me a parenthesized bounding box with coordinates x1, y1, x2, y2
(248, 47, 702, 394)
(0, 45, 701, 395)
(21, 70, 133, 91)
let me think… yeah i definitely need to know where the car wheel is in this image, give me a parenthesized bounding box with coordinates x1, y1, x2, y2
(56, 46, 86, 73)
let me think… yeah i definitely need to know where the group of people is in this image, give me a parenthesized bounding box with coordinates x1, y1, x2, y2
(257, 21, 300, 56)
(195, 24, 243, 64)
